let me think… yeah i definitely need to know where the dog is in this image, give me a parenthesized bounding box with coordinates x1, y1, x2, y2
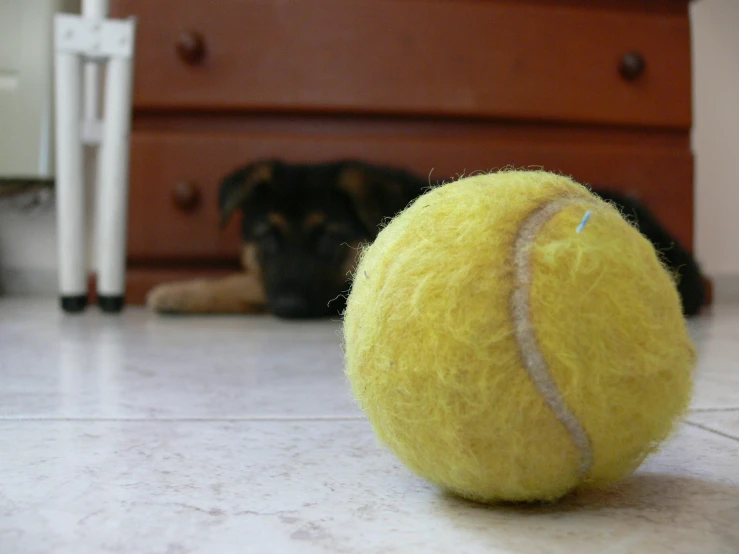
(146, 159, 706, 318)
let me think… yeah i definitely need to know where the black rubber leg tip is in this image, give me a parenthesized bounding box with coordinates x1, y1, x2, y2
(98, 295, 125, 313)
(61, 295, 88, 314)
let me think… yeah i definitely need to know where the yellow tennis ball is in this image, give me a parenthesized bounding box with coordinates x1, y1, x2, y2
(343, 169, 695, 504)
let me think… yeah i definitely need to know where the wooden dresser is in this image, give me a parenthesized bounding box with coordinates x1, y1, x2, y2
(110, 0, 694, 304)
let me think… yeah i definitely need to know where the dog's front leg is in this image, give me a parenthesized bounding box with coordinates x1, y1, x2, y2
(146, 272, 267, 315)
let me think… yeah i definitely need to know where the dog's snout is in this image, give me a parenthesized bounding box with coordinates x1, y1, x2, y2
(270, 294, 313, 319)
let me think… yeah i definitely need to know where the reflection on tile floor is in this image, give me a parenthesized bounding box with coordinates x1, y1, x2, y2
(1, 299, 738, 553)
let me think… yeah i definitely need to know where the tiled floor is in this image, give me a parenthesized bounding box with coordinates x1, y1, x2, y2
(1, 299, 737, 554)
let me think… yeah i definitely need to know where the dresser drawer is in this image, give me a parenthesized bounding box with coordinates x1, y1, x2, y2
(112, 0, 691, 128)
(127, 123, 693, 262)
(127, 132, 243, 262)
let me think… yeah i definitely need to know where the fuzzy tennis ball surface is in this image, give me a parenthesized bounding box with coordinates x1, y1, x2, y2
(342, 170, 695, 504)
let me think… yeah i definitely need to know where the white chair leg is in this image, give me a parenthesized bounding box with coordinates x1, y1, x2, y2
(54, 8, 135, 314)
(95, 54, 134, 312)
(54, 49, 87, 313)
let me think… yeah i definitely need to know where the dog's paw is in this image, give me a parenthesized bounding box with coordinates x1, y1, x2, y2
(146, 281, 210, 314)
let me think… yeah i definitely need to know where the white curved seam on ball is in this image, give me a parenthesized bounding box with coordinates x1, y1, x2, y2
(511, 197, 597, 480)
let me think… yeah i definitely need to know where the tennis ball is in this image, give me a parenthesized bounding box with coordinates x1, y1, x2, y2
(343, 169, 695, 504)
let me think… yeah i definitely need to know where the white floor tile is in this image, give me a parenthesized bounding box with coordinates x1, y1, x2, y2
(689, 305, 739, 411)
(688, 410, 739, 441)
(1, 420, 737, 554)
(2, 298, 738, 553)
(0, 300, 356, 419)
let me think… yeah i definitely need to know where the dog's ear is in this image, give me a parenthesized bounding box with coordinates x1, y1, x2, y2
(337, 164, 423, 237)
(218, 161, 276, 228)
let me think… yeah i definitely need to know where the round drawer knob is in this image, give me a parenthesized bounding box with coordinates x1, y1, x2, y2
(176, 31, 206, 65)
(172, 182, 201, 212)
(619, 51, 646, 81)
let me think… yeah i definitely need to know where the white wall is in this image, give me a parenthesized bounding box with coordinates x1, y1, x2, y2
(0, 208, 57, 294)
(692, 0, 739, 278)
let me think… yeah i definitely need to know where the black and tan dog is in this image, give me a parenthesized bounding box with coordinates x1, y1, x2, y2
(146, 160, 706, 318)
